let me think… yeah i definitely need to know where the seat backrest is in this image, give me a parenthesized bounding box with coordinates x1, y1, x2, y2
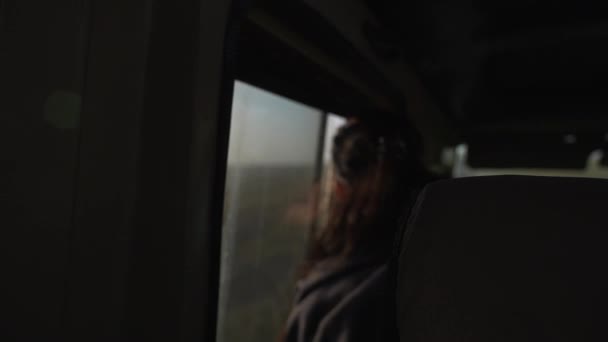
(397, 176, 608, 341)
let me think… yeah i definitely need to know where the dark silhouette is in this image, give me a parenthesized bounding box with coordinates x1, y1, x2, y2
(281, 117, 426, 342)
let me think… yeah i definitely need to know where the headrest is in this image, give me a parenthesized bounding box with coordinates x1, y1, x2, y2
(397, 176, 608, 341)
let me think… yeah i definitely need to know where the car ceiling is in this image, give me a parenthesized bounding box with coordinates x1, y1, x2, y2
(365, 0, 608, 168)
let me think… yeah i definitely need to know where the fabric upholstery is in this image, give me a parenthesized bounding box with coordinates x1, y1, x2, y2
(397, 176, 608, 341)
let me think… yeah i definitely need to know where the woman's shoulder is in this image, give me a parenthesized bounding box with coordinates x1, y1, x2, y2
(284, 258, 396, 342)
(294, 256, 384, 303)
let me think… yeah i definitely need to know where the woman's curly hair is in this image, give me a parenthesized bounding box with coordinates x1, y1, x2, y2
(302, 115, 429, 274)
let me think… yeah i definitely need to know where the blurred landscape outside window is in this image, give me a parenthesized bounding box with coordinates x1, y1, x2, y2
(217, 80, 345, 342)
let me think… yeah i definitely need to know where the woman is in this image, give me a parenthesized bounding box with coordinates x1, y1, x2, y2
(282, 117, 428, 342)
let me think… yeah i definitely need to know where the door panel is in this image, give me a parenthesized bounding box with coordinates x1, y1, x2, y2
(0, 0, 88, 339)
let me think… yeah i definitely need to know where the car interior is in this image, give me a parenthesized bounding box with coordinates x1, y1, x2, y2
(2, 0, 607, 341)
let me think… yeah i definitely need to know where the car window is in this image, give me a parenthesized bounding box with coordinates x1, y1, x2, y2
(217, 81, 345, 342)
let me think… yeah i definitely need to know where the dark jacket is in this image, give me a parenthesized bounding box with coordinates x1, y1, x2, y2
(283, 257, 398, 342)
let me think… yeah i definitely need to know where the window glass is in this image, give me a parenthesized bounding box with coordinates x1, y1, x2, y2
(450, 144, 608, 178)
(315, 114, 347, 230)
(322, 114, 348, 165)
(217, 81, 323, 342)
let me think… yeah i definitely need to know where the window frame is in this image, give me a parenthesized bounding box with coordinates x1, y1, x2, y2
(65, 1, 239, 341)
